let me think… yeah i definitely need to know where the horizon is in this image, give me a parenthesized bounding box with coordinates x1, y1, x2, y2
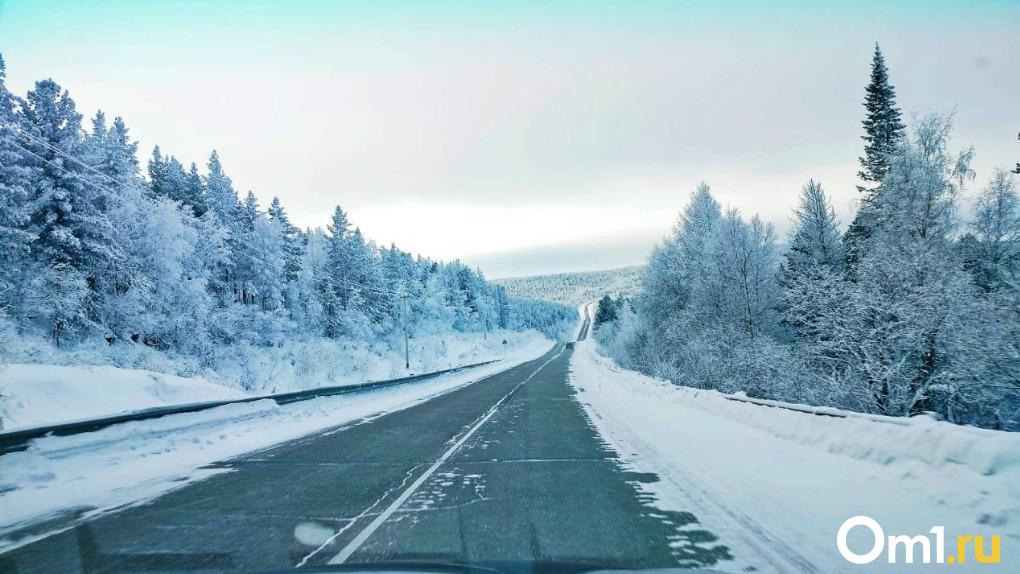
(1, 0, 1018, 278)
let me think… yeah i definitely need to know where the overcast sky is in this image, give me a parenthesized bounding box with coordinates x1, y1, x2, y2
(2, 0, 1018, 278)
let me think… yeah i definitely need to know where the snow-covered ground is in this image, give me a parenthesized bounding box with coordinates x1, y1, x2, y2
(0, 329, 548, 431)
(570, 336, 1019, 573)
(0, 365, 247, 431)
(0, 336, 554, 549)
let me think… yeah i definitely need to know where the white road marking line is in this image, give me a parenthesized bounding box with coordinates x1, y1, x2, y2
(325, 346, 565, 565)
(294, 462, 424, 568)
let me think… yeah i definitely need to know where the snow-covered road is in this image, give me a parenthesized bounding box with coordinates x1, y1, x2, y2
(0, 337, 556, 547)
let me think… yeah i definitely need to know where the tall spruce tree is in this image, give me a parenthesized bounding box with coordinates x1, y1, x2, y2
(0, 53, 36, 309)
(784, 180, 843, 278)
(184, 162, 208, 217)
(858, 45, 905, 188)
(845, 44, 906, 271)
(1014, 131, 1019, 175)
(204, 150, 238, 224)
(267, 196, 302, 283)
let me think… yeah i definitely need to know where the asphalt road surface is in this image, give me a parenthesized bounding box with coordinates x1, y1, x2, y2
(1, 338, 730, 573)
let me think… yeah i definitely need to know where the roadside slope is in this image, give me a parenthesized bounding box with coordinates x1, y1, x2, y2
(569, 336, 1019, 573)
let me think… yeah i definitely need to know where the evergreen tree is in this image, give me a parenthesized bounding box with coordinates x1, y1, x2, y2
(20, 79, 122, 339)
(783, 180, 843, 279)
(858, 44, 906, 189)
(237, 190, 259, 233)
(845, 44, 906, 271)
(593, 295, 618, 330)
(204, 150, 238, 223)
(781, 180, 845, 346)
(0, 53, 36, 310)
(1014, 131, 1019, 175)
(148, 148, 207, 217)
(322, 204, 353, 337)
(183, 162, 208, 217)
(267, 196, 302, 283)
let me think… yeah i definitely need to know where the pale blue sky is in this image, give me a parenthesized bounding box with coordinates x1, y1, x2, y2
(2, 1, 1018, 277)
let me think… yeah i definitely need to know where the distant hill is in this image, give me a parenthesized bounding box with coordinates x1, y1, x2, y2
(495, 266, 644, 307)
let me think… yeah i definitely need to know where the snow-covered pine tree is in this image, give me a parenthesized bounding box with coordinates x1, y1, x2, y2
(780, 181, 848, 363)
(593, 295, 618, 330)
(201, 152, 241, 304)
(232, 190, 261, 305)
(1014, 131, 1019, 175)
(845, 44, 906, 271)
(267, 196, 303, 284)
(858, 45, 906, 189)
(322, 204, 353, 338)
(784, 180, 843, 276)
(249, 214, 286, 311)
(815, 115, 984, 418)
(20, 79, 123, 341)
(204, 150, 239, 224)
(184, 162, 208, 217)
(0, 53, 36, 313)
(148, 148, 189, 206)
(81, 111, 153, 341)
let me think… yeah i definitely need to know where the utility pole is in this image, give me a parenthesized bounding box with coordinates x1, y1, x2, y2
(401, 293, 410, 370)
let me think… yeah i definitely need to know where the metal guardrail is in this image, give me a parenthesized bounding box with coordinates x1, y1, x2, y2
(719, 393, 914, 425)
(0, 359, 498, 456)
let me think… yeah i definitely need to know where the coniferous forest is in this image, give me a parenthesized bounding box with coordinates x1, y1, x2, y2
(594, 46, 1020, 431)
(0, 53, 576, 391)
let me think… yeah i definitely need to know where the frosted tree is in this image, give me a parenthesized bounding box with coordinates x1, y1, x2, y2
(639, 182, 721, 336)
(20, 79, 122, 340)
(627, 183, 792, 397)
(293, 228, 327, 333)
(809, 115, 985, 417)
(267, 196, 303, 283)
(0, 57, 589, 400)
(785, 180, 843, 275)
(0, 53, 35, 313)
(184, 163, 208, 217)
(962, 170, 1020, 424)
(593, 295, 619, 330)
(203, 150, 239, 224)
(702, 211, 781, 340)
(231, 190, 262, 305)
(966, 169, 1019, 292)
(781, 180, 845, 344)
(321, 204, 354, 338)
(249, 214, 286, 312)
(148, 147, 208, 217)
(81, 112, 153, 340)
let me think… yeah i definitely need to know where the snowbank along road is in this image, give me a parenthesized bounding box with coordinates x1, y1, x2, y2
(0, 325, 734, 572)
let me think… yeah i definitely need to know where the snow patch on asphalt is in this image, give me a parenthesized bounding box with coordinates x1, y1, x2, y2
(569, 336, 1019, 573)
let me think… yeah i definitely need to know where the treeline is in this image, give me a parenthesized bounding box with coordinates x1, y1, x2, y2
(595, 46, 1019, 430)
(496, 267, 643, 307)
(0, 54, 575, 362)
